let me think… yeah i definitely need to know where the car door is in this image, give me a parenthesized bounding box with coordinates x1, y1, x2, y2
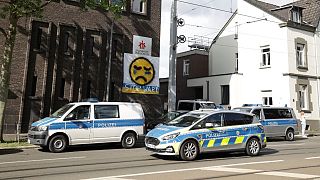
(92, 105, 120, 143)
(197, 113, 228, 152)
(64, 105, 93, 145)
(223, 113, 253, 149)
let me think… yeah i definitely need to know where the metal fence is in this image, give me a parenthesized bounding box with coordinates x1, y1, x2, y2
(3, 123, 29, 142)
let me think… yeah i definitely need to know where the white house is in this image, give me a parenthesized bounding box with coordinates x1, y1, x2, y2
(187, 0, 320, 131)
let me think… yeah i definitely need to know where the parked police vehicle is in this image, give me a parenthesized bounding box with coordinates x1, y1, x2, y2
(28, 101, 145, 152)
(177, 100, 216, 111)
(145, 110, 266, 161)
(233, 106, 299, 141)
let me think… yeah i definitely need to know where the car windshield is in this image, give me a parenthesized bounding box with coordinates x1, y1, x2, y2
(160, 112, 181, 122)
(201, 103, 216, 109)
(166, 113, 206, 127)
(50, 104, 75, 118)
(233, 108, 252, 113)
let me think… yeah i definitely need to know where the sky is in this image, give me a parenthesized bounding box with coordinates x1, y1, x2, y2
(159, 0, 296, 78)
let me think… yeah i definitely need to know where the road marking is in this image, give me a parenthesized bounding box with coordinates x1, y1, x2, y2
(305, 156, 320, 160)
(256, 171, 320, 179)
(203, 167, 261, 173)
(0, 156, 86, 165)
(82, 160, 283, 180)
(267, 143, 304, 147)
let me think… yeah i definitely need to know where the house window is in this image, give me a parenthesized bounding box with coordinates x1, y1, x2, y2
(299, 85, 308, 110)
(183, 60, 190, 76)
(291, 9, 302, 23)
(34, 28, 43, 50)
(261, 46, 270, 67)
(262, 97, 273, 106)
(221, 85, 230, 105)
(131, 0, 147, 15)
(235, 53, 238, 72)
(297, 43, 306, 67)
(59, 78, 65, 98)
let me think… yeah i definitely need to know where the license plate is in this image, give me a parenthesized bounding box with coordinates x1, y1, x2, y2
(146, 143, 155, 149)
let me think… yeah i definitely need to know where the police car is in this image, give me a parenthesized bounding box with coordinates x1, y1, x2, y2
(28, 100, 145, 152)
(145, 110, 266, 161)
(233, 106, 299, 141)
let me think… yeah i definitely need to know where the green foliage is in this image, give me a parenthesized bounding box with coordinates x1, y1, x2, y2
(82, 0, 126, 19)
(0, 0, 46, 19)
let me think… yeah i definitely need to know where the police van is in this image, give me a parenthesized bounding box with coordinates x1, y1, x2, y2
(28, 101, 145, 152)
(145, 110, 266, 161)
(233, 106, 299, 141)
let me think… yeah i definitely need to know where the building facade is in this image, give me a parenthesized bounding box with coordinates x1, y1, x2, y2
(188, 0, 320, 131)
(0, 0, 161, 134)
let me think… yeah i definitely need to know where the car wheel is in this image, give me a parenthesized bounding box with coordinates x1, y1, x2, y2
(180, 140, 198, 161)
(285, 129, 295, 141)
(48, 135, 67, 153)
(121, 133, 136, 148)
(245, 138, 261, 156)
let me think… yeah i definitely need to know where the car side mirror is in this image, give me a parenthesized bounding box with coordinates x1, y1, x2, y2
(205, 123, 214, 128)
(64, 113, 75, 121)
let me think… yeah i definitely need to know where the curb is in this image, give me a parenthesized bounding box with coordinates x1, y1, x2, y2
(0, 145, 38, 150)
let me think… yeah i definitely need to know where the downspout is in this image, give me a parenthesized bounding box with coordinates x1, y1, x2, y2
(314, 27, 320, 118)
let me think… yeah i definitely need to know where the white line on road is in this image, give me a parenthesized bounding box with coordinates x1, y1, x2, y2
(0, 156, 86, 165)
(81, 160, 284, 180)
(305, 156, 320, 160)
(267, 143, 305, 147)
(203, 167, 261, 173)
(256, 171, 320, 179)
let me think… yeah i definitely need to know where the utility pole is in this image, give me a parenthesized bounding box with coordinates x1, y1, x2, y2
(168, 0, 178, 111)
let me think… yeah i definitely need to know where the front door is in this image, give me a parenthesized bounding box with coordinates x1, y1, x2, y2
(199, 113, 228, 152)
(64, 105, 92, 145)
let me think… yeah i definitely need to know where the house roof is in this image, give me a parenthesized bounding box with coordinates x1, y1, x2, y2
(244, 0, 320, 28)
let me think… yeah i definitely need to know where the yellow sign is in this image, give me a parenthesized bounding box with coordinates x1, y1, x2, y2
(129, 57, 155, 86)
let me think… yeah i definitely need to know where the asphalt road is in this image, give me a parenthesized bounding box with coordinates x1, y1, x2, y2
(0, 136, 320, 180)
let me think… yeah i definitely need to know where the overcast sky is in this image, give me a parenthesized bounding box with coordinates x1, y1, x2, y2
(159, 0, 296, 78)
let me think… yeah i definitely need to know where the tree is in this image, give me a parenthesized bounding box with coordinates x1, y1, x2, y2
(0, 0, 125, 141)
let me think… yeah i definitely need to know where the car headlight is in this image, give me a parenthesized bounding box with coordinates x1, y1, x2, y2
(162, 132, 180, 141)
(37, 126, 48, 131)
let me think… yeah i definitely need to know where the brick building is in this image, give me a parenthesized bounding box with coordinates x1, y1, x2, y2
(0, 0, 162, 133)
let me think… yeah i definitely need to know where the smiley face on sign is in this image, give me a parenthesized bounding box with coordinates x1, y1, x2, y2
(129, 57, 155, 86)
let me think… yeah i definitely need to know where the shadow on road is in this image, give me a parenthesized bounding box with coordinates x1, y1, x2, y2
(0, 148, 23, 155)
(151, 148, 279, 161)
(38, 137, 146, 153)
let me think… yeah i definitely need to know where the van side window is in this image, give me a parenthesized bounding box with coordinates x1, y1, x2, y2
(252, 109, 261, 119)
(178, 102, 194, 111)
(94, 105, 119, 119)
(263, 109, 293, 119)
(224, 113, 253, 126)
(66, 105, 90, 120)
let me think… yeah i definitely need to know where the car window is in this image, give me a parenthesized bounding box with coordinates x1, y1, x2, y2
(263, 108, 293, 119)
(167, 114, 203, 127)
(65, 105, 90, 120)
(195, 103, 201, 110)
(201, 103, 216, 109)
(223, 113, 253, 126)
(252, 109, 261, 119)
(178, 102, 194, 111)
(94, 105, 119, 119)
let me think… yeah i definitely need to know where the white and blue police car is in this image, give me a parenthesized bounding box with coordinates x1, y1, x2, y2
(28, 100, 145, 152)
(145, 110, 266, 161)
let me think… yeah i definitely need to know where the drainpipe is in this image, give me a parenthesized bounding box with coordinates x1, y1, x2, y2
(314, 29, 320, 118)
